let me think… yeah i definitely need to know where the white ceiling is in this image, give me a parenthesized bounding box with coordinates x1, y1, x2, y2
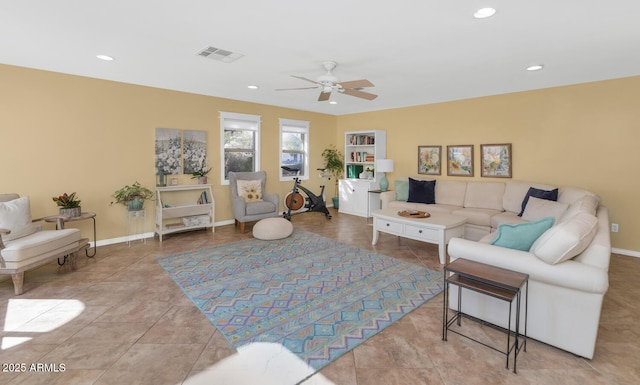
(2, 1, 639, 116)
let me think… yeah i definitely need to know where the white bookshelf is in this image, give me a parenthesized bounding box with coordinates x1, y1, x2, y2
(339, 130, 386, 217)
(155, 184, 214, 242)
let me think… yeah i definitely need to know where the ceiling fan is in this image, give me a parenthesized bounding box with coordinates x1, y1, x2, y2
(276, 61, 378, 102)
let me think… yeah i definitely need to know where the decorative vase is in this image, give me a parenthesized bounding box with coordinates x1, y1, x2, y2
(128, 197, 144, 211)
(198, 176, 208, 184)
(379, 175, 389, 191)
(60, 207, 81, 217)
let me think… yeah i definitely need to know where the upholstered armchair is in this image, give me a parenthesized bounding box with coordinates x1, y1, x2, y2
(228, 171, 280, 232)
(0, 194, 88, 295)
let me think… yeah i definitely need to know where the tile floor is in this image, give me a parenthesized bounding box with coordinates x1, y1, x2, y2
(0, 211, 638, 385)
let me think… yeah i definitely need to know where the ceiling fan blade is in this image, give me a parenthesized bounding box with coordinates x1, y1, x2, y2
(291, 75, 321, 85)
(318, 91, 331, 102)
(275, 86, 318, 91)
(341, 88, 378, 100)
(338, 79, 374, 89)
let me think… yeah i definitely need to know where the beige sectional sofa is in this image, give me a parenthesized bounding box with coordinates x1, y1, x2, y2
(380, 178, 611, 359)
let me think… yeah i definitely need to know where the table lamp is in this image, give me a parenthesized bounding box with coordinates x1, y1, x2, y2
(376, 159, 394, 191)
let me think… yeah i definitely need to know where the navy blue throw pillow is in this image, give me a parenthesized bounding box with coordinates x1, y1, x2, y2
(519, 187, 558, 216)
(407, 178, 436, 204)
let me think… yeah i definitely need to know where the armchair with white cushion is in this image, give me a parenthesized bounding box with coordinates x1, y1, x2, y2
(228, 171, 280, 233)
(0, 194, 88, 295)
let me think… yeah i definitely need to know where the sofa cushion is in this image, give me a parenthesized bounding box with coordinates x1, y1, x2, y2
(464, 182, 505, 211)
(519, 187, 558, 216)
(394, 180, 409, 201)
(0, 196, 35, 242)
(522, 197, 569, 222)
(435, 180, 467, 206)
(452, 207, 501, 227)
(0, 228, 80, 269)
(407, 178, 435, 204)
(531, 212, 598, 265)
(490, 217, 555, 251)
(491, 211, 527, 229)
(479, 232, 496, 244)
(560, 194, 600, 222)
(246, 200, 276, 215)
(502, 181, 557, 214)
(558, 187, 600, 205)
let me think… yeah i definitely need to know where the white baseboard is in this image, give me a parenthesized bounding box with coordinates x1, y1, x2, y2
(612, 248, 640, 258)
(94, 220, 236, 247)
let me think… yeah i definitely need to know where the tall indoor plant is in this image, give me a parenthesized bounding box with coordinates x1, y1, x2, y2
(321, 145, 344, 208)
(111, 182, 154, 211)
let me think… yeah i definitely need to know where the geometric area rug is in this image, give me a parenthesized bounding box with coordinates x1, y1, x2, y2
(156, 230, 443, 373)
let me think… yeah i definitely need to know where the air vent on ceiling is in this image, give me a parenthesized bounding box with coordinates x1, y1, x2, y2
(197, 46, 244, 63)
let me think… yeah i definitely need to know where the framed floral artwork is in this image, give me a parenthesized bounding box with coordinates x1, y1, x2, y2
(155, 128, 182, 175)
(447, 145, 474, 177)
(481, 143, 512, 178)
(418, 145, 441, 175)
(183, 130, 208, 175)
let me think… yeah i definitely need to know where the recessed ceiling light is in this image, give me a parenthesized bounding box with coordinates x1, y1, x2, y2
(96, 54, 114, 61)
(247, 85, 259, 90)
(329, 101, 337, 105)
(526, 64, 544, 71)
(474, 8, 496, 19)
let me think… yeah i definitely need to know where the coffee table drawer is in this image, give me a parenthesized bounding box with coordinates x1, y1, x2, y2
(405, 224, 439, 241)
(375, 219, 403, 235)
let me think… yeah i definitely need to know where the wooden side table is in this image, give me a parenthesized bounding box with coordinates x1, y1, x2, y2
(44, 212, 97, 258)
(442, 258, 528, 373)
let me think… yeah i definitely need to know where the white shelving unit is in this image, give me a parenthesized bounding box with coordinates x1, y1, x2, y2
(155, 184, 214, 242)
(339, 130, 386, 217)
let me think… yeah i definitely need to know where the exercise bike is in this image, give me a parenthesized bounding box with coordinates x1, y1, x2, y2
(281, 166, 332, 220)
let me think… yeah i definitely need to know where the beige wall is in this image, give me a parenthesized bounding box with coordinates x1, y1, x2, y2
(337, 76, 640, 253)
(1, 64, 336, 240)
(2, 64, 638, 252)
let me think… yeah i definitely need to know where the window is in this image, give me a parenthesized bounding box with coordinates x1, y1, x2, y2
(220, 112, 261, 184)
(279, 119, 310, 181)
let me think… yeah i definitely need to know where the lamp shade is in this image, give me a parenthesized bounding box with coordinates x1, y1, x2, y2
(376, 159, 394, 173)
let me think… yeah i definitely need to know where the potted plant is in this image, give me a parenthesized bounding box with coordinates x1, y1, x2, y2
(321, 144, 344, 208)
(191, 167, 212, 184)
(52, 192, 82, 217)
(111, 182, 154, 211)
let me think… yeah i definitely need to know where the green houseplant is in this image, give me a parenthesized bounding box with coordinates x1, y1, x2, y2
(191, 167, 212, 184)
(111, 182, 154, 211)
(52, 192, 82, 217)
(321, 145, 344, 208)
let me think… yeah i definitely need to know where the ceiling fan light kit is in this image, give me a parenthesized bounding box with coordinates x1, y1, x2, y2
(276, 61, 378, 102)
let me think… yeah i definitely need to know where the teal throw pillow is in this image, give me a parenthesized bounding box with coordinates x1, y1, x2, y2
(395, 180, 409, 201)
(491, 217, 555, 251)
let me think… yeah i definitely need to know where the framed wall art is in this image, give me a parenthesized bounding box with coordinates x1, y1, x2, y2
(183, 130, 208, 175)
(447, 145, 474, 177)
(418, 145, 442, 175)
(155, 128, 182, 175)
(481, 143, 512, 178)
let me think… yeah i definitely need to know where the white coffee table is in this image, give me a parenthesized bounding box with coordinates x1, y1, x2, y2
(371, 208, 466, 264)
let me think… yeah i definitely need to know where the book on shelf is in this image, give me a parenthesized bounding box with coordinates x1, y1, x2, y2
(350, 151, 374, 163)
(197, 190, 209, 204)
(348, 134, 375, 145)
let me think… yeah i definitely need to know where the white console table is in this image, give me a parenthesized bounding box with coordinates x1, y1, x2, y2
(155, 185, 214, 242)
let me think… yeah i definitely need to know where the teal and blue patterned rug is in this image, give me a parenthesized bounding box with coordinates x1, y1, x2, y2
(156, 230, 443, 371)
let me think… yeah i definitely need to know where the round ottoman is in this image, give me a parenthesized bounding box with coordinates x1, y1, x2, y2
(252, 217, 293, 240)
